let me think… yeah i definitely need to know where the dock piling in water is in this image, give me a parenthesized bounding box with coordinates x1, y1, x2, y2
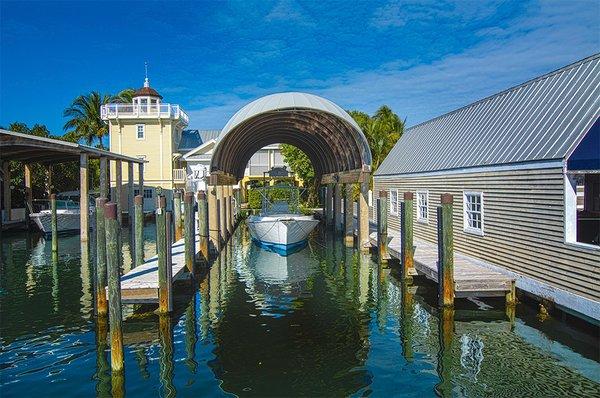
(437, 194, 454, 307)
(104, 202, 124, 373)
(157, 196, 172, 313)
(184, 191, 195, 273)
(50, 193, 58, 252)
(134, 195, 144, 267)
(208, 185, 220, 254)
(344, 184, 354, 247)
(197, 191, 209, 262)
(174, 191, 182, 240)
(95, 197, 108, 315)
(401, 192, 414, 281)
(377, 190, 389, 264)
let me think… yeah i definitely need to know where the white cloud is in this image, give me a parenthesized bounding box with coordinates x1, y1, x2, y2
(265, 0, 315, 26)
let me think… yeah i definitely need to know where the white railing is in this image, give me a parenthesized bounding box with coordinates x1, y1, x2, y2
(101, 103, 189, 124)
(173, 168, 186, 182)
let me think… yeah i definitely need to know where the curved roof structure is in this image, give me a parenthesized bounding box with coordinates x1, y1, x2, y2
(211, 92, 372, 183)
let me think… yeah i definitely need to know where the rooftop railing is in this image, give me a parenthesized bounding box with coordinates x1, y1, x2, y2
(101, 103, 189, 124)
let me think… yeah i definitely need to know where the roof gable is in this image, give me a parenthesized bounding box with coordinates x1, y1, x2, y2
(376, 54, 600, 176)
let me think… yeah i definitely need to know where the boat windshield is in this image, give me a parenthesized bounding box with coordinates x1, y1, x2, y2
(258, 183, 301, 216)
(55, 200, 79, 210)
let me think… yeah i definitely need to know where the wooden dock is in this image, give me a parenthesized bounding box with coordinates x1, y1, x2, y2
(118, 233, 200, 304)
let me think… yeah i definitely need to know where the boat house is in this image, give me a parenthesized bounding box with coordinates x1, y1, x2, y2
(374, 54, 600, 321)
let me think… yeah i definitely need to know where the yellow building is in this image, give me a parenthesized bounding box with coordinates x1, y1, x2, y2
(101, 76, 189, 210)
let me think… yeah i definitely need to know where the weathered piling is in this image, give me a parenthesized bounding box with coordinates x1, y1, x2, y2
(134, 195, 144, 267)
(217, 186, 226, 243)
(325, 183, 333, 228)
(334, 183, 343, 233)
(95, 197, 108, 315)
(506, 280, 517, 307)
(184, 192, 195, 273)
(401, 192, 414, 281)
(173, 191, 182, 240)
(344, 184, 354, 247)
(208, 186, 220, 253)
(437, 193, 454, 307)
(156, 196, 172, 313)
(104, 202, 124, 373)
(358, 181, 370, 252)
(197, 191, 209, 262)
(50, 193, 58, 252)
(377, 190, 388, 264)
(436, 307, 454, 398)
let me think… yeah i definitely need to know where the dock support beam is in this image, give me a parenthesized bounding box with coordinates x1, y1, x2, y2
(114, 160, 122, 225)
(401, 192, 414, 281)
(128, 161, 135, 254)
(105, 202, 124, 373)
(197, 191, 209, 263)
(2, 162, 11, 221)
(358, 181, 369, 252)
(377, 190, 388, 264)
(184, 192, 195, 273)
(208, 185, 220, 254)
(224, 186, 231, 238)
(334, 183, 343, 234)
(50, 193, 58, 252)
(174, 191, 182, 241)
(99, 157, 108, 198)
(157, 196, 172, 313)
(227, 186, 233, 236)
(217, 186, 226, 243)
(80, 153, 89, 242)
(95, 197, 108, 315)
(344, 184, 354, 247)
(134, 195, 144, 267)
(325, 183, 333, 228)
(437, 193, 454, 307)
(24, 164, 32, 214)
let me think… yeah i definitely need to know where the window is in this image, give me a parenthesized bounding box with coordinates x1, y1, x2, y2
(417, 190, 428, 222)
(389, 189, 399, 215)
(134, 188, 153, 199)
(565, 173, 600, 247)
(463, 192, 484, 235)
(136, 124, 145, 140)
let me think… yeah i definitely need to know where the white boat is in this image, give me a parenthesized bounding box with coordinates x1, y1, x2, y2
(29, 199, 94, 237)
(247, 213, 319, 254)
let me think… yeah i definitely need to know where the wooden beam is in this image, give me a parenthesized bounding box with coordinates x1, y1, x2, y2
(208, 171, 237, 186)
(2, 162, 11, 221)
(115, 160, 122, 226)
(80, 153, 89, 242)
(344, 183, 354, 246)
(24, 163, 32, 213)
(208, 185, 220, 253)
(99, 157, 108, 198)
(358, 180, 370, 251)
(321, 168, 370, 184)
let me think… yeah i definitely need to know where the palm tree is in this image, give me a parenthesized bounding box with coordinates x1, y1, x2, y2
(115, 88, 135, 103)
(63, 91, 112, 149)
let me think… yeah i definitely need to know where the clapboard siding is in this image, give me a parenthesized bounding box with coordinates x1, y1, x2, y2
(373, 167, 600, 301)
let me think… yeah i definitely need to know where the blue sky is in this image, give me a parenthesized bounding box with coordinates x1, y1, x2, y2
(1, 0, 598, 134)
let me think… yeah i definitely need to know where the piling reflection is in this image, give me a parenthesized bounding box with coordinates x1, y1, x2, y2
(158, 314, 176, 398)
(94, 316, 111, 397)
(435, 307, 455, 397)
(184, 297, 198, 374)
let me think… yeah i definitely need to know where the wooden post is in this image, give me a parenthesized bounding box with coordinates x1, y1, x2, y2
(401, 192, 414, 281)
(24, 164, 32, 214)
(2, 162, 11, 221)
(134, 195, 144, 267)
(226, 186, 233, 236)
(334, 183, 343, 234)
(99, 157, 108, 198)
(208, 185, 220, 253)
(104, 202, 124, 373)
(115, 159, 122, 225)
(128, 162, 135, 256)
(156, 196, 172, 313)
(95, 197, 108, 315)
(436, 307, 454, 397)
(358, 180, 369, 252)
(377, 191, 388, 264)
(217, 186, 226, 244)
(344, 183, 354, 247)
(325, 183, 333, 228)
(184, 192, 195, 273)
(197, 191, 209, 262)
(80, 153, 90, 242)
(50, 193, 58, 252)
(173, 190, 182, 240)
(506, 280, 517, 307)
(46, 165, 52, 197)
(437, 193, 454, 307)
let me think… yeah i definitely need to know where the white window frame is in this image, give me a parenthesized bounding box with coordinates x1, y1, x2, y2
(136, 124, 145, 140)
(416, 190, 429, 223)
(389, 189, 399, 216)
(564, 173, 600, 250)
(463, 191, 484, 236)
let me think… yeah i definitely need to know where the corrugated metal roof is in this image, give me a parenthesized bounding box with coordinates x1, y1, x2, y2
(375, 54, 600, 176)
(178, 129, 220, 151)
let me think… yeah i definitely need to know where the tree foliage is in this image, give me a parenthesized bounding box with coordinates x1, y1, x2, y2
(63, 91, 113, 148)
(280, 144, 319, 205)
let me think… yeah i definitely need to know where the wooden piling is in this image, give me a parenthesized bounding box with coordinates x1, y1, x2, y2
(208, 185, 220, 253)
(358, 181, 369, 252)
(50, 193, 58, 252)
(437, 193, 454, 307)
(377, 190, 388, 264)
(173, 191, 182, 240)
(226, 186, 233, 237)
(95, 197, 108, 315)
(104, 202, 124, 373)
(325, 183, 333, 228)
(134, 195, 144, 267)
(217, 186, 226, 243)
(344, 184, 354, 247)
(24, 164, 32, 215)
(506, 280, 517, 307)
(334, 183, 343, 234)
(156, 196, 172, 313)
(99, 157, 108, 198)
(401, 192, 414, 281)
(197, 191, 209, 262)
(184, 192, 195, 273)
(436, 306, 454, 398)
(128, 162, 135, 254)
(80, 153, 90, 242)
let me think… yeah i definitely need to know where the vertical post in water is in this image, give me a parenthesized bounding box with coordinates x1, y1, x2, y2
(325, 183, 333, 228)
(217, 186, 226, 244)
(104, 202, 123, 373)
(377, 190, 388, 264)
(344, 183, 354, 247)
(50, 193, 58, 252)
(401, 192, 414, 282)
(134, 195, 144, 267)
(99, 157, 108, 198)
(208, 185, 220, 254)
(334, 183, 343, 234)
(436, 307, 454, 397)
(128, 161, 135, 255)
(115, 160, 123, 226)
(184, 191, 195, 274)
(24, 164, 33, 215)
(197, 191, 209, 263)
(226, 186, 233, 236)
(358, 180, 370, 252)
(157, 195, 171, 313)
(173, 190, 182, 241)
(80, 153, 90, 242)
(437, 193, 454, 307)
(95, 197, 108, 315)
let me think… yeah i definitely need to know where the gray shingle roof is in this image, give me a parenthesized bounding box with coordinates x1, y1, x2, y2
(178, 129, 220, 151)
(375, 54, 600, 176)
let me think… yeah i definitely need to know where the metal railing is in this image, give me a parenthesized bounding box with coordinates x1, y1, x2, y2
(101, 103, 189, 124)
(173, 168, 186, 182)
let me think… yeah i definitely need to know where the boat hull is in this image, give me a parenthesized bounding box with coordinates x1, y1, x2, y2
(247, 214, 319, 255)
(29, 210, 93, 237)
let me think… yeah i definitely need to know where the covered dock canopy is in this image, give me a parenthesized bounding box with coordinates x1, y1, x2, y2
(209, 92, 372, 185)
(1, 129, 146, 242)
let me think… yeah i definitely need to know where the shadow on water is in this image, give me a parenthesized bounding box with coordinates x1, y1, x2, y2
(1, 223, 599, 397)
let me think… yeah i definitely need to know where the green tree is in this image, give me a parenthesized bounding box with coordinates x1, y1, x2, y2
(280, 144, 319, 206)
(115, 88, 135, 103)
(63, 91, 112, 148)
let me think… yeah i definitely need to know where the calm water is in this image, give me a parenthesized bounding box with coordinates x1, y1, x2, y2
(1, 223, 599, 397)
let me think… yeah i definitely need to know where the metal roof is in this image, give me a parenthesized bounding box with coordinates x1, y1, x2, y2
(375, 54, 600, 176)
(178, 129, 220, 151)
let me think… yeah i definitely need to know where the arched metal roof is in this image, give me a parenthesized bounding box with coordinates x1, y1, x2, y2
(211, 92, 372, 183)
